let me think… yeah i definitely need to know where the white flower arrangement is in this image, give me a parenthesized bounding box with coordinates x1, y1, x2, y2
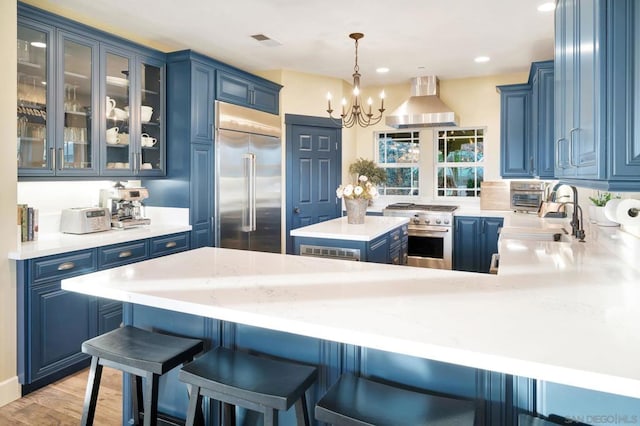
(336, 175, 379, 200)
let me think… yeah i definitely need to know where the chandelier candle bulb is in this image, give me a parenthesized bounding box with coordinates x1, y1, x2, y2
(327, 92, 332, 112)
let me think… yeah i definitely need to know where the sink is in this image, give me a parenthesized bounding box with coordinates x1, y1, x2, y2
(499, 227, 572, 243)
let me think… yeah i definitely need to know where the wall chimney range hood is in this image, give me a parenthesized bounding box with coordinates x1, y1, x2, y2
(385, 76, 458, 128)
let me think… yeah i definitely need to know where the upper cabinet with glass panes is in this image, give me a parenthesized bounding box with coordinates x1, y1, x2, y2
(17, 4, 166, 179)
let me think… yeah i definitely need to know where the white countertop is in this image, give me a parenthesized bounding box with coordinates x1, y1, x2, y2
(62, 224, 640, 399)
(9, 223, 192, 260)
(290, 216, 409, 241)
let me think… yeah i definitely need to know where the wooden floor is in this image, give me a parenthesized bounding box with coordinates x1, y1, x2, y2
(0, 367, 122, 425)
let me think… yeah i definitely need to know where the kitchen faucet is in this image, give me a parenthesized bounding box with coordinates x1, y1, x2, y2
(551, 183, 586, 242)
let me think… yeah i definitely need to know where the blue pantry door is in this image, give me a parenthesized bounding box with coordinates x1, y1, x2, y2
(285, 114, 342, 253)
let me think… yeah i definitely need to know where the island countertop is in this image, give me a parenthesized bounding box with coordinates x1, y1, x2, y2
(62, 233, 640, 400)
(289, 216, 409, 241)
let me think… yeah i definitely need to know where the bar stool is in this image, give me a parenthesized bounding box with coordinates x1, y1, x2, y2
(315, 373, 478, 426)
(80, 325, 204, 426)
(179, 346, 317, 426)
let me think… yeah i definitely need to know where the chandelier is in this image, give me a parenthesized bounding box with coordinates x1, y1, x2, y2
(326, 33, 385, 128)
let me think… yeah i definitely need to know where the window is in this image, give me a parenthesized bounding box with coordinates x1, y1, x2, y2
(436, 128, 484, 197)
(376, 131, 420, 196)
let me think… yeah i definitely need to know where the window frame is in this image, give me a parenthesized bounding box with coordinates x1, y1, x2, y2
(374, 130, 421, 196)
(434, 127, 486, 199)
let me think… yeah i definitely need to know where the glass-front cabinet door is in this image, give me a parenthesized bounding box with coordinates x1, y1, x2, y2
(102, 48, 133, 175)
(57, 33, 98, 175)
(17, 21, 53, 175)
(138, 57, 164, 174)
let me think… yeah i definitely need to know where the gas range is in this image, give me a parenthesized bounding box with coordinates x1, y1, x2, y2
(382, 203, 458, 269)
(382, 203, 458, 227)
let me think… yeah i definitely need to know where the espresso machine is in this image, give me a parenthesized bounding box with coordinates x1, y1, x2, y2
(99, 183, 151, 229)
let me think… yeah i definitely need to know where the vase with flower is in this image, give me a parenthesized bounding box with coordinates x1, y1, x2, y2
(336, 175, 379, 224)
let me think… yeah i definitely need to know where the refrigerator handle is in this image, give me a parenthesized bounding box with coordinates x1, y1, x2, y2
(242, 153, 257, 232)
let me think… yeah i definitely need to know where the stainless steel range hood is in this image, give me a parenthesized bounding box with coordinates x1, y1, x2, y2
(386, 76, 458, 128)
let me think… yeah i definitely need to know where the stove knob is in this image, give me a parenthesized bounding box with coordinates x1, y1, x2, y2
(436, 219, 442, 224)
(444, 219, 450, 225)
(424, 219, 430, 224)
(412, 217, 420, 224)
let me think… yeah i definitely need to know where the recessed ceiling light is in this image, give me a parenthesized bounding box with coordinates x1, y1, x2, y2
(537, 2, 556, 12)
(30, 41, 46, 48)
(474, 56, 490, 63)
(376, 67, 389, 74)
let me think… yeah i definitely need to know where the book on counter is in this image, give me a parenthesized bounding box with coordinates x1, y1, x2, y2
(18, 204, 38, 242)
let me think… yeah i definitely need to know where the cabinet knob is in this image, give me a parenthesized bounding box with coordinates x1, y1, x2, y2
(165, 241, 177, 248)
(118, 250, 132, 258)
(294, 207, 300, 214)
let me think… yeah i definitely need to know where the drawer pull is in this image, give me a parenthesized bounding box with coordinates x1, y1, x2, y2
(57, 261, 75, 271)
(118, 250, 132, 258)
(393, 234, 399, 241)
(165, 241, 177, 248)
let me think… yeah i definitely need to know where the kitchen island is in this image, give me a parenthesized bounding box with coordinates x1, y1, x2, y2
(290, 216, 409, 263)
(61, 228, 640, 425)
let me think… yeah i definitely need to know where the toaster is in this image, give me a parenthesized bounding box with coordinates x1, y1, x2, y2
(60, 207, 111, 234)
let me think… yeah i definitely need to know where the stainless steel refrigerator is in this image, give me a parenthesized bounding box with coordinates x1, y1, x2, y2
(215, 101, 282, 253)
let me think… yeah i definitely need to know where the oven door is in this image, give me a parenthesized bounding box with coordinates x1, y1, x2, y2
(407, 226, 452, 269)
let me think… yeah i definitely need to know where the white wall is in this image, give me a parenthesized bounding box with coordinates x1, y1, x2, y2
(0, 1, 20, 407)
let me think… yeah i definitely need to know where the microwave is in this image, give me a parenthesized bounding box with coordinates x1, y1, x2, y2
(510, 181, 546, 213)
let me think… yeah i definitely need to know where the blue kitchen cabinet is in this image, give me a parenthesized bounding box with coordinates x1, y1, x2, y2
(554, 0, 605, 180)
(16, 232, 190, 394)
(453, 216, 503, 274)
(18, 3, 167, 180)
(497, 61, 554, 179)
(554, 0, 640, 190)
(217, 69, 281, 114)
(144, 51, 217, 248)
(532, 62, 555, 179)
(17, 249, 98, 394)
(498, 84, 532, 177)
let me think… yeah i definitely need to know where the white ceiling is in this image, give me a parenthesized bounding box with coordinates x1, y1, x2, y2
(25, 0, 555, 86)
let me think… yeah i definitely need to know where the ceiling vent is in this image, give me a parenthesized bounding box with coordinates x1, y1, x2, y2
(250, 34, 282, 47)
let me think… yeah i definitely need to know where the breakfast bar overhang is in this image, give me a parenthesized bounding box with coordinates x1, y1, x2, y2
(61, 246, 640, 425)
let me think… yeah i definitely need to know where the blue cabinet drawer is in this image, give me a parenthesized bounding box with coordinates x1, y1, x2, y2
(150, 232, 189, 258)
(98, 240, 148, 269)
(31, 250, 97, 284)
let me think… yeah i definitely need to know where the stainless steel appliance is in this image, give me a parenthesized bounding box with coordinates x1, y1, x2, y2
(59, 207, 111, 234)
(99, 185, 151, 229)
(510, 181, 547, 213)
(382, 203, 457, 269)
(215, 101, 282, 253)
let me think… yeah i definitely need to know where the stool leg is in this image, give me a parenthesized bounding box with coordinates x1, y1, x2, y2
(184, 384, 203, 426)
(222, 402, 236, 426)
(80, 356, 103, 426)
(142, 373, 159, 426)
(263, 408, 278, 426)
(131, 375, 144, 425)
(294, 394, 310, 426)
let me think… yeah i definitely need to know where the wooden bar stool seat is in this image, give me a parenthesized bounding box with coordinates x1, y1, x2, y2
(179, 346, 317, 426)
(315, 373, 478, 426)
(80, 325, 203, 426)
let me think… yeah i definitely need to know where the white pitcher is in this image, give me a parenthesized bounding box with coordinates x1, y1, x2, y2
(106, 97, 116, 118)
